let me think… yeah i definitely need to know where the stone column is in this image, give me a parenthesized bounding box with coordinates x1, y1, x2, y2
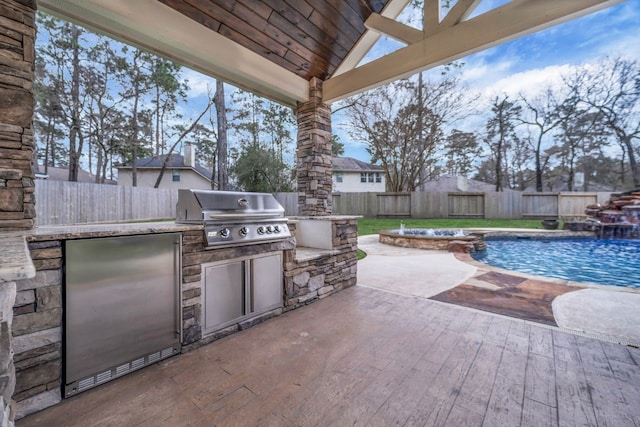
(0, 1, 37, 425)
(0, 0, 37, 231)
(296, 77, 332, 216)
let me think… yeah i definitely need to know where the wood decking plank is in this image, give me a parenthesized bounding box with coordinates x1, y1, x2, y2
(586, 375, 636, 427)
(554, 360, 598, 427)
(454, 341, 504, 415)
(366, 360, 440, 426)
(524, 352, 557, 408)
(529, 326, 554, 358)
(482, 350, 527, 427)
(600, 341, 637, 365)
(505, 321, 530, 354)
(521, 398, 558, 427)
(575, 336, 615, 379)
(16, 286, 640, 427)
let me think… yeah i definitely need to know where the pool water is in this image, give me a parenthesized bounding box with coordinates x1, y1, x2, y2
(472, 237, 640, 289)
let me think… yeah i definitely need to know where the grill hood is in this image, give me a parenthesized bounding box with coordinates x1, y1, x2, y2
(176, 189, 285, 223)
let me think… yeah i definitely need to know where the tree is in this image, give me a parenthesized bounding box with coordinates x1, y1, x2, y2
(483, 95, 522, 191)
(518, 89, 567, 191)
(331, 135, 345, 156)
(214, 80, 229, 190)
(33, 59, 67, 171)
(555, 109, 607, 191)
(153, 96, 215, 188)
(443, 130, 478, 176)
(572, 58, 640, 187)
(149, 57, 188, 156)
(232, 145, 293, 192)
(346, 74, 468, 191)
(120, 48, 155, 186)
(229, 89, 295, 191)
(36, 14, 88, 181)
(83, 37, 130, 183)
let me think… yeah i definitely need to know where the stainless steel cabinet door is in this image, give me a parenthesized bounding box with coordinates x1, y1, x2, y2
(203, 260, 245, 332)
(251, 252, 283, 313)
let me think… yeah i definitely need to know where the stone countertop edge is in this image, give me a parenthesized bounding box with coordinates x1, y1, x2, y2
(26, 221, 203, 241)
(1, 222, 203, 283)
(0, 233, 36, 283)
(289, 215, 362, 221)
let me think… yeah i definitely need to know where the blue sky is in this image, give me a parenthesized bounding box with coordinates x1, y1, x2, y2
(330, 0, 640, 162)
(174, 0, 640, 165)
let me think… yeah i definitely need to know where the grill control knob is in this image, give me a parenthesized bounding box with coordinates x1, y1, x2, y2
(266, 225, 273, 234)
(257, 226, 265, 235)
(273, 225, 280, 233)
(219, 228, 230, 239)
(239, 227, 249, 237)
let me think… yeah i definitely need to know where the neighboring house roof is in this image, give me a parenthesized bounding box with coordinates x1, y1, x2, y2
(420, 175, 519, 193)
(35, 164, 115, 184)
(116, 154, 213, 181)
(332, 157, 383, 173)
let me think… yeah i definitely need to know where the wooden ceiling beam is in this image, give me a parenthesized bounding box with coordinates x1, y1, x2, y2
(423, 0, 440, 37)
(364, 13, 422, 44)
(333, 0, 412, 76)
(324, 0, 626, 104)
(439, 0, 482, 28)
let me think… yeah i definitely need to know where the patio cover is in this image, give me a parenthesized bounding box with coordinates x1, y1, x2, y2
(37, 0, 625, 107)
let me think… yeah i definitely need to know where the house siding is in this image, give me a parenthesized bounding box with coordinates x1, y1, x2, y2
(117, 169, 212, 190)
(333, 171, 385, 192)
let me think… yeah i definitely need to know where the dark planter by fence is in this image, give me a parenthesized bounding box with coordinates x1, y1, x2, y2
(541, 218, 559, 230)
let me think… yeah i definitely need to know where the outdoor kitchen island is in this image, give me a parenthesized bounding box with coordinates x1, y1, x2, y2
(8, 214, 359, 419)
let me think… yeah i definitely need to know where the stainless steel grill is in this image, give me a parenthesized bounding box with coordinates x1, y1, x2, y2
(175, 190, 291, 248)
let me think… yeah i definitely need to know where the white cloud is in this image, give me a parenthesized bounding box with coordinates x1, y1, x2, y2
(180, 68, 216, 98)
(471, 63, 575, 100)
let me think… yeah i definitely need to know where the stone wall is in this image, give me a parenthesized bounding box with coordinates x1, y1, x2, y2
(0, 279, 17, 427)
(0, 0, 37, 231)
(284, 218, 358, 309)
(296, 78, 332, 216)
(11, 240, 62, 419)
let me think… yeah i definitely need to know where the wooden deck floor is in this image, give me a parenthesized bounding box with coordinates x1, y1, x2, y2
(19, 286, 640, 427)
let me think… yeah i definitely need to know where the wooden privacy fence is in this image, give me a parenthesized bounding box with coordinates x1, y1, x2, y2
(277, 191, 611, 219)
(35, 180, 178, 226)
(34, 182, 612, 225)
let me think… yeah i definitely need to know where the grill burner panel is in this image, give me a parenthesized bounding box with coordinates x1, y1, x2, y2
(176, 190, 291, 248)
(204, 220, 290, 247)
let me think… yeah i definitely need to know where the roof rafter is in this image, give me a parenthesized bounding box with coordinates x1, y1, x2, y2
(439, 0, 482, 28)
(364, 13, 422, 44)
(324, 0, 626, 104)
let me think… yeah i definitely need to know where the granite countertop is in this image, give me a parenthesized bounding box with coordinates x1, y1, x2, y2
(290, 215, 362, 221)
(27, 221, 202, 241)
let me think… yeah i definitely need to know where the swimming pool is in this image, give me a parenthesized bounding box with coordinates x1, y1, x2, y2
(472, 237, 640, 289)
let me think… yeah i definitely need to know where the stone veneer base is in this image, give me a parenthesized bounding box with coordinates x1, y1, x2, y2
(9, 216, 359, 419)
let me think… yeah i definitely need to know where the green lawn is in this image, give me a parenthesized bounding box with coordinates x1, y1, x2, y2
(357, 218, 546, 236)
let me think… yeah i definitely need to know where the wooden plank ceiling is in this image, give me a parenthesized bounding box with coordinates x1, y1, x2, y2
(157, 0, 390, 82)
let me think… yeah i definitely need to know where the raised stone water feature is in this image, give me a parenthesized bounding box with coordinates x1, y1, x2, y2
(379, 227, 486, 253)
(585, 188, 640, 238)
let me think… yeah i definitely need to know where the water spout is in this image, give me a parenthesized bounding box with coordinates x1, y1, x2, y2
(399, 221, 405, 235)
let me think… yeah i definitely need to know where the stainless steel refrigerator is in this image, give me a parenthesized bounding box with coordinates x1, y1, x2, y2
(64, 233, 182, 397)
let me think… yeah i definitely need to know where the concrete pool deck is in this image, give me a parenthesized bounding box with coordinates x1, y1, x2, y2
(357, 234, 640, 347)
